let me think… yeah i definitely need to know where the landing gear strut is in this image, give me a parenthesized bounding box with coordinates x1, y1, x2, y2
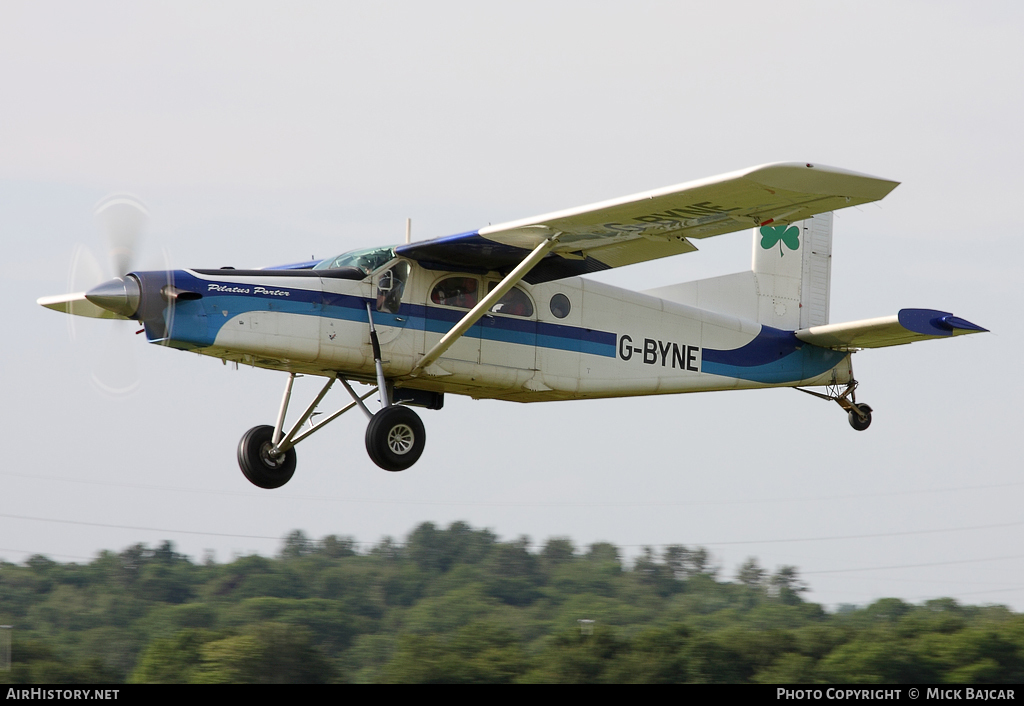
(361, 302, 425, 471)
(234, 372, 428, 488)
(235, 304, 429, 488)
(796, 380, 873, 431)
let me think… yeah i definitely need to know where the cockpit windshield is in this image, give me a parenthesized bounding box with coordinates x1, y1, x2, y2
(313, 246, 396, 274)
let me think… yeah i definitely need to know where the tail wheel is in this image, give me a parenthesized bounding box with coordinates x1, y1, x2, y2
(365, 406, 425, 472)
(237, 425, 297, 489)
(848, 404, 873, 431)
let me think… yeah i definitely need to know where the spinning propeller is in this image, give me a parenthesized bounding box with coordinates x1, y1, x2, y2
(38, 195, 173, 395)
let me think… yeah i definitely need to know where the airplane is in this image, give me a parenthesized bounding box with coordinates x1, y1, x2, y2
(38, 162, 988, 489)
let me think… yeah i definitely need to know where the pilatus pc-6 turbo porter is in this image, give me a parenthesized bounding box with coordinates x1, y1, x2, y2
(39, 163, 987, 488)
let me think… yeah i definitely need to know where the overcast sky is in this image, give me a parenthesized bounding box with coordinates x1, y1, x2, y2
(2, 1, 1023, 611)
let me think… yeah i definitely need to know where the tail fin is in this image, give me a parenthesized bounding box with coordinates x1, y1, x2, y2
(645, 213, 833, 330)
(753, 212, 832, 329)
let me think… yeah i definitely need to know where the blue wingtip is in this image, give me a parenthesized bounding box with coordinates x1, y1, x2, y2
(936, 315, 988, 334)
(897, 309, 988, 336)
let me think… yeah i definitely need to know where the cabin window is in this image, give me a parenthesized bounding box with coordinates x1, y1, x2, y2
(376, 261, 410, 314)
(486, 282, 534, 317)
(549, 293, 571, 319)
(430, 277, 479, 309)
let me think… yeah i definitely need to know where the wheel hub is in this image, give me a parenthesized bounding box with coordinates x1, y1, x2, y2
(259, 441, 285, 468)
(387, 424, 415, 455)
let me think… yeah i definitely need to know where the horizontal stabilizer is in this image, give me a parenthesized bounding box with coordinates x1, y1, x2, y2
(37, 292, 128, 320)
(795, 309, 987, 350)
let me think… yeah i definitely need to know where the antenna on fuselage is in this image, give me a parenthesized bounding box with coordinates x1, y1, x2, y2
(405, 218, 411, 244)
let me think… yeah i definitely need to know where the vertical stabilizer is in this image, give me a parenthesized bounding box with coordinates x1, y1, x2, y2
(644, 213, 833, 331)
(751, 212, 832, 329)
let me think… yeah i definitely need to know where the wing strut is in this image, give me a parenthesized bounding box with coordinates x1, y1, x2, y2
(410, 232, 562, 377)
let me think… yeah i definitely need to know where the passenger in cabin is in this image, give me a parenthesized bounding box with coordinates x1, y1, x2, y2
(431, 277, 478, 309)
(487, 284, 534, 318)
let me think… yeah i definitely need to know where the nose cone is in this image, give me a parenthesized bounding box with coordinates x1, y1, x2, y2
(85, 277, 141, 317)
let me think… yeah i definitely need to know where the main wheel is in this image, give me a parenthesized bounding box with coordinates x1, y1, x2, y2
(237, 425, 297, 489)
(848, 404, 873, 431)
(365, 405, 425, 472)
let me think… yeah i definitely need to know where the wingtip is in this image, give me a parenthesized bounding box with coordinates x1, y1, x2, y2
(897, 309, 988, 337)
(939, 315, 988, 334)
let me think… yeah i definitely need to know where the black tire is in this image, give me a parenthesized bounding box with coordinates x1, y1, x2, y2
(848, 404, 873, 431)
(365, 406, 425, 472)
(237, 425, 297, 489)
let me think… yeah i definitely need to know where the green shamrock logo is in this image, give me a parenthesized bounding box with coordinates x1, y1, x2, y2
(759, 225, 800, 256)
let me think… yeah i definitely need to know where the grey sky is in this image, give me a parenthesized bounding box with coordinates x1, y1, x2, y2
(2, 1, 1023, 610)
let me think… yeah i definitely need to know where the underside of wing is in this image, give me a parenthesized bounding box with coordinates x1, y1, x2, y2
(397, 162, 899, 283)
(796, 309, 988, 350)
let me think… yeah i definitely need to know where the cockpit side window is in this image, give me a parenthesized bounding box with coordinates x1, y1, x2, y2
(429, 277, 479, 309)
(376, 261, 410, 314)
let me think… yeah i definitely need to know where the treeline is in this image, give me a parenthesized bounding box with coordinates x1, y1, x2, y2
(1, 522, 1023, 683)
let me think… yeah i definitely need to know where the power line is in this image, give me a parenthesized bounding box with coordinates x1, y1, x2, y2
(3, 511, 1024, 554)
(674, 519, 1024, 547)
(0, 547, 93, 562)
(0, 512, 281, 541)
(803, 553, 1024, 575)
(3, 470, 1023, 509)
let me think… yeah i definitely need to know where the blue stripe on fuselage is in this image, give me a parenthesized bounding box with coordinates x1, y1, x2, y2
(163, 271, 616, 357)
(701, 326, 846, 383)
(163, 272, 840, 381)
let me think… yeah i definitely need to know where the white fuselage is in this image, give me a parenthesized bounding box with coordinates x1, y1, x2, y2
(161, 259, 852, 403)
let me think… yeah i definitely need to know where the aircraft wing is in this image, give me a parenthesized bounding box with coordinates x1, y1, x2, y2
(397, 162, 899, 284)
(796, 309, 988, 350)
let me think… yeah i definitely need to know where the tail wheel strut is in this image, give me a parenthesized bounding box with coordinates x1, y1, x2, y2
(796, 380, 873, 431)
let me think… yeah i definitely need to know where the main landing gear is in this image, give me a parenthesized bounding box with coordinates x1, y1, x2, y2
(237, 425, 297, 489)
(236, 372, 427, 488)
(796, 380, 873, 431)
(365, 405, 426, 472)
(236, 304, 428, 488)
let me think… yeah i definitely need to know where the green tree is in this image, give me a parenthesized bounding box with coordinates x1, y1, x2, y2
(541, 538, 575, 565)
(484, 538, 542, 606)
(318, 535, 357, 558)
(279, 530, 313, 559)
(664, 545, 715, 579)
(768, 566, 807, 605)
(736, 558, 766, 588)
(525, 627, 627, 683)
(193, 623, 332, 683)
(382, 622, 527, 683)
(129, 629, 217, 683)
